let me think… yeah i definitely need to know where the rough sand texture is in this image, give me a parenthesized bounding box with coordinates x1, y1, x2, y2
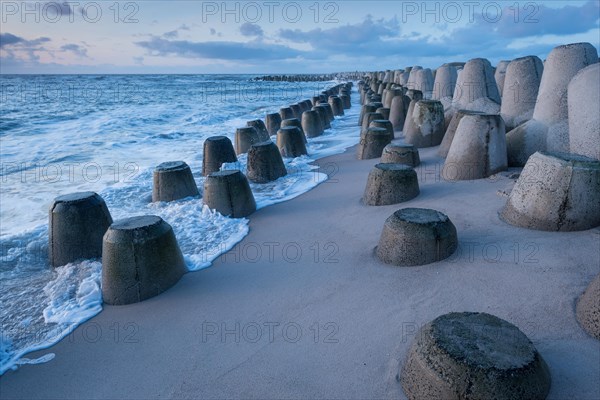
(2, 146, 599, 399)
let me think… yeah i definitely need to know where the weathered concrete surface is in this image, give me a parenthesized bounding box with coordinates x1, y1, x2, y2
(246, 141, 288, 183)
(276, 126, 308, 158)
(363, 163, 419, 206)
(152, 161, 199, 202)
(357, 127, 393, 160)
(102, 215, 187, 305)
(500, 151, 600, 231)
(500, 56, 544, 131)
(576, 274, 600, 340)
(401, 312, 551, 400)
(404, 100, 445, 148)
(203, 170, 256, 218)
(49, 191, 113, 267)
(376, 208, 457, 266)
(443, 113, 507, 180)
(381, 143, 420, 167)
(202, 136, 237, 176)
(568, 63, 600, 161)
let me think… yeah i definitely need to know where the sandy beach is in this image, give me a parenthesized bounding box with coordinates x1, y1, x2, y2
(1, 139, 599, 399)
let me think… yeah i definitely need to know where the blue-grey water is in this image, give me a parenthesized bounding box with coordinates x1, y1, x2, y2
(0, 74, 360, 373)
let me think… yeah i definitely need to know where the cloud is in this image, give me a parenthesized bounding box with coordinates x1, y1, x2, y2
(60, 43, 88, 57)
(279, 15, 400, 53)
(43, 1, 75, 17)
(163, 24, 192, 39)
(240, 22, 264, 37)
(0, 33, 52, 72)
(163, 30, 179, 39)
(0, 33, 51, 48)
(0, 33, 23, 47)
(444, 0, 600, 47)
(274, 2, 599, 62)
(135, 36, 304, 60)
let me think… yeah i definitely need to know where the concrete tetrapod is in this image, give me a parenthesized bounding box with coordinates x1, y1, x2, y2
(359, 103, 378, 126)
(568, 63, 600, 161)
(152, 161, 199, 202)
(340, 94, 351, 109)
(494, 60, 510, 96)
(362, 112, 385, 134)
(49, 192, 113, 268)
(281, 118, 307, 143)
(451, 58, 501, 113)
(381, 143, 420, 167)
(443, 113, 507, 180)
(389, 95, 407, 132)
(246, 119, 271, 141)
(403, 100, 445, 148)
(301, 110, 324, 138)
(384, 88, 403, 109)
(376, 107, 390, 120)
(363, 163, 419, 206)
(432, 64, 458, 107)
(376, 208, 457, 266)
(279, 107, 295, 121)
(290, 104, 303, 120)
(328, 95, 345, 116)
(369, 120, 394, 141)
(405, 66, 423, 91)
(500, 151, 600, 231)
(102, 215, 187, 305)
(500, 56, 543, 131)
(316, 103, 335, 122)
(276, 127, 308, 158)
(203, 170, 256, 218)
(235, 126, 260, 155)
(438, 110, 486, 158)
(400, 312, 551, 400)
(576, 273, 600, 340)
(265, 113, 282, 137)
(357, 127, 393, 160)
(312, 106, 331, 130)
(411, 68, 434, 98)
(301, 99, 313, 112)
(246, 141, 288, 183)
(507, 42, 598, 165)
(202, 136, 237, 176)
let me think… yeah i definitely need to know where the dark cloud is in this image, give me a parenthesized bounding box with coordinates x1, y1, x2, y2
(0, 33, 23, 47)
(445, 0, 599, 47)
(163, 30, 179, 39)
(274, 1, 599, 63)
(0, 33, 50, 48)
(240, 22, 264, 37)
(495, 0, 598, 38)
(135, 37, 304, 61)
(279, 15, 399, 53)
(60, 43, 88, 57)
(43, 1, 74, 17)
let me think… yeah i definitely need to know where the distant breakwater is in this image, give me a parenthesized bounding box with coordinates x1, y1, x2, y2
(254, 72, 364, 82)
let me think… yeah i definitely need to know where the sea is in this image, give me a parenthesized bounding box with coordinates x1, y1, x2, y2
(0, 74, 360, 374)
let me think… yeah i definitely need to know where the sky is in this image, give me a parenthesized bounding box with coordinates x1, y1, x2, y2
(1, 0, 599, 73)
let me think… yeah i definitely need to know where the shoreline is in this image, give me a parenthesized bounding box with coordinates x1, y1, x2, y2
(2, 140, 599, 399)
